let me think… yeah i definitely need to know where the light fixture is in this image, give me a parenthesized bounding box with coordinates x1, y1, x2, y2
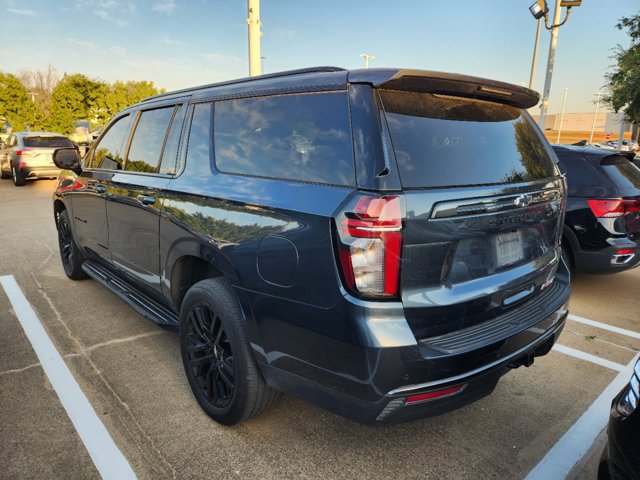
(529, 0, 548, 19)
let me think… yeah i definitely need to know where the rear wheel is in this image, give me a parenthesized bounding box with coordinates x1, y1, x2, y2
(11, 164, 25, 186)
(57, 210, 88, 280)
(0, 164, 10, 179)
(561, 242, 573, 273)
(179, 278, 278, 425)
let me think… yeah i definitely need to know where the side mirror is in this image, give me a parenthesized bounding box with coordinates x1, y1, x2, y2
(53, 147, 82, 173)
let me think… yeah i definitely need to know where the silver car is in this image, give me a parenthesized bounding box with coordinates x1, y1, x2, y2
(0, 132, 74, 186)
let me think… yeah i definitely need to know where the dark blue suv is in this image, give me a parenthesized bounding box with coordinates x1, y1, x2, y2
(52, 67, 570, 425)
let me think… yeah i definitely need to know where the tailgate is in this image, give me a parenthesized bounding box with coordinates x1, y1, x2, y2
(401, 182, 564, 340)
(377, 87, 567, 341)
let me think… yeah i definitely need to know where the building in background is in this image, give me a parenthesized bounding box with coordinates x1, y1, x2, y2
(530, 111, 631, 133)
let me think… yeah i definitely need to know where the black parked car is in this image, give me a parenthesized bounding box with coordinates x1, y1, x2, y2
(598, 356, 640, 480)
(52, 67, 570, 425)
(552, 145, 640, 274)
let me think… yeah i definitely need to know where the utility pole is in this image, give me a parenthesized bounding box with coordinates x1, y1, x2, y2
(618, 116, 626, 152)
(360, 53, 375, 69)
(539, 0, 562, 130)
(529, 18, 542, 89)
(589, 93, 602, 144)
(556, 87, 568, 143)
(247, 0, 262, 77)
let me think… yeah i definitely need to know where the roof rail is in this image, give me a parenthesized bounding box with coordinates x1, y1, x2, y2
(140, 66, 346, 103)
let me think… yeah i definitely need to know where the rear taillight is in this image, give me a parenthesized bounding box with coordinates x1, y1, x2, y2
(15, 149, 31, 156)
(335, 194, 404, 298)
(587, 199, 640, 218)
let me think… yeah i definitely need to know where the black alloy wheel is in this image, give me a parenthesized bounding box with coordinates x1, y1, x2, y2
(57, 210, 88, 280)
(185, 303, 236, 408)
(179, 278, 279, 425)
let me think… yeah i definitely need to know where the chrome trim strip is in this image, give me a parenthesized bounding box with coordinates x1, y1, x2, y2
(431, 188, 561, 220)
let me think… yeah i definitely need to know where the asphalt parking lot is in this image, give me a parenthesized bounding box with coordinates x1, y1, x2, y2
(1, 179, 638, 480)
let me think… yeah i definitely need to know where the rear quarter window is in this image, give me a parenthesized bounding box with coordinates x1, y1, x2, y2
(555, 153, 609, 196)
(600, 156, 640, 192)
(213, 92, 355, 186)
(379, 90, 557, 188)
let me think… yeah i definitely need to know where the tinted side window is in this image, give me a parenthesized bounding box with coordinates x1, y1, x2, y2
(213, 92, 355, 185)
(159, 105, 186, 175)
(92, 115, 131, 170)
(185, 103, 213, 175)
(126, 107, 175, 173)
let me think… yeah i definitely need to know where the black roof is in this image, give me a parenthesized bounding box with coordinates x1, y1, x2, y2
(139, 66, 540, 109)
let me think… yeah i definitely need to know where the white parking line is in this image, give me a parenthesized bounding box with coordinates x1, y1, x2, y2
(525, 353, 638, 480)
(568, 314, 640, 340)
(553, 344, 627, 372)
(0, 275, 136, 480)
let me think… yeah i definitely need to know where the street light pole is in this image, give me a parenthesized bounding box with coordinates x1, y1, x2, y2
(538, 0, 562, 130)
(556, 87, 568, 143)
(589, 93, 602, 144)
(247, 0, 262, 77)
(360, 53, 375, 69)
(529, 18, 542, 89)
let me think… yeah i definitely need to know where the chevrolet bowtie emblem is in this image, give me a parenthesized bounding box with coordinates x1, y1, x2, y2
(514, 194, 533, 207)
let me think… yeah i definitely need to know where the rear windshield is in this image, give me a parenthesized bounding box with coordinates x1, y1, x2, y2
(23, 136, 73, 148)
(379, 90, 557, 188)
(600, 156, 640, 191)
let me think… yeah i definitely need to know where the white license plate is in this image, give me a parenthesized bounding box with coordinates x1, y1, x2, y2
(494, 231, 523, 267)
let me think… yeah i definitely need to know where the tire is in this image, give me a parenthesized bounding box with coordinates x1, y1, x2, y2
(0, 165, 10, 179)
(57, 210, 88, 280)
(561, 242, 573, 273)
(179, 278, 278, 425)
(11, 164, 25, 186)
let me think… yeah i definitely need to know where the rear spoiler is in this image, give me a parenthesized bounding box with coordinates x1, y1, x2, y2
(348, 69, 540, 109)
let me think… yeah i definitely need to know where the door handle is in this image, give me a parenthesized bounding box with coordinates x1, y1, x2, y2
(137, 194, 156, 206)
(94, 184, 106, 194)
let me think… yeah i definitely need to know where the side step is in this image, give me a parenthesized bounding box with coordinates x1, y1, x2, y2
(82, 261, 179, 329)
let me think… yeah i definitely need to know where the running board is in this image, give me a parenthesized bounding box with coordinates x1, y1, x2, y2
(82, 261, 179, 328)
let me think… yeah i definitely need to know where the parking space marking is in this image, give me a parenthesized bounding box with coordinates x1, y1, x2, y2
(568, 314, 640, 340)
(553, 344, 627, 372)
(0, 275, 137, 480)
(525, 352, 639, 480)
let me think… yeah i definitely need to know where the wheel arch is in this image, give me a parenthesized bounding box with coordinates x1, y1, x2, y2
(53, 199, 67, 226)
(165, 238, 242, 311)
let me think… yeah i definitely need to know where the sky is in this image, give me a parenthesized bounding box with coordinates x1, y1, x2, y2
(1, 0, 638, 114)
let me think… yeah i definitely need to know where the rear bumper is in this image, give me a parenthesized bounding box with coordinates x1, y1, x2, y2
(250, 270, 571, 424)
(572, 237, 640, 274)
(260, 305, 567, 424)
(19, 165, 60, 179)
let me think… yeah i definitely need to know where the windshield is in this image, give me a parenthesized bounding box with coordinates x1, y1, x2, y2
(379, 90, 557, 188)
(23, 136, 73, 148)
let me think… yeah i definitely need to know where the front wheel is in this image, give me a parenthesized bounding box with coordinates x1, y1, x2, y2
(57, 210, 88, 280)
(179, 278, 278, 425)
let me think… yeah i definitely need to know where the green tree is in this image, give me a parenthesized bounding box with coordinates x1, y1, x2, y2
(105, 80, 162, 118)
(49, 73, 108, 134)
(0, 72, 33, 132)
(603, 13, 640, 140)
